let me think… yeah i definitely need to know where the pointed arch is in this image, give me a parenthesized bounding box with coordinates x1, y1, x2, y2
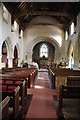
(2, 41, 8, 67)
(13, 45, 18, 67)
(13, 43, 20, 67)
(26, 36, 60, 63)
(15, 43, 20, 59)
(5, 37, 13, 58)
(1, 37, 13, 68)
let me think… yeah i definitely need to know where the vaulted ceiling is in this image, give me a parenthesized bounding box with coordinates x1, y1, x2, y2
(3, 2, 80, 31)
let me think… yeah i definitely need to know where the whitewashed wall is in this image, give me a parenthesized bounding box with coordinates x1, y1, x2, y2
(23, 16, 64, 64)
(65, 13, 80, 69)
(0, 3, 23, 69)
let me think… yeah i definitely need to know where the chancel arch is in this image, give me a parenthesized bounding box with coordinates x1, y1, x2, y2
(32, 41, 55, 66)
(25, 37, 60, 64)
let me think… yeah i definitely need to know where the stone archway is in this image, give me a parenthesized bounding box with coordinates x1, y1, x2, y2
(4, 37, 13, 59)
(13, 46, 18, 67)
(1, 37, 13, 68)
(32, 41, 55, 67)
(25, 36, 60, 65)
(2, 41, 8, 68)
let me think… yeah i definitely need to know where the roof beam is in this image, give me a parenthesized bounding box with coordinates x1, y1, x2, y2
(20, 22, 66, 30)
(13, 11, 73, 20)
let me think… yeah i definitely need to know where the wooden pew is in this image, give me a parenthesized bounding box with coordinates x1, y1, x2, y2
(59, 85, 80, 109)
(0, 70, 37, 99)
(0, 96, 10, 120)
(30, 69, 38, 87)
(0, 79, 26, 105)
(2, 67, 37, 73)
(0, 76, 27, 97)
(48, 68, 55, 88)
(48, 67, 80, 89)
(0, 72, 28, 96)
(0, 86, 20, 119)
(0, 67, 38, 89)
(67, 76, 80, 87)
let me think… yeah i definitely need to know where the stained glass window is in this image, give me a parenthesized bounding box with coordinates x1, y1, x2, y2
(40, 44, 48, 58)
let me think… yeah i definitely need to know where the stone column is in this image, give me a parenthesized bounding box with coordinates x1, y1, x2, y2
(7, 57, 13, 68)
(74, 45, 79, 70)
(18, 57, 21, 67)
(27, 49, 32, 63)
(77, 13, 80, 34)
(74, 56, 79, 70)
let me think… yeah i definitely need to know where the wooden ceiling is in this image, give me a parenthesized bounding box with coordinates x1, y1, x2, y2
(3, 2, 80, 31)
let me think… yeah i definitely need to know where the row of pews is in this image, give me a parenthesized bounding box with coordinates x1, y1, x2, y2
(0, 67, 38, 119)
(48, 67, 80, 89)
(48, 67, 80, 118)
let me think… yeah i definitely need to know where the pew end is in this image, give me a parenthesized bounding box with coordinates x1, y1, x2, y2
(0, 96, 10, 120)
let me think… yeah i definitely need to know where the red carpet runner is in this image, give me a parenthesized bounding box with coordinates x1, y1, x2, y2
(26, 70, 58, 119)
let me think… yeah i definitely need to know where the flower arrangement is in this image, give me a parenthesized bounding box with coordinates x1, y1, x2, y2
(20, 59, 26, 67)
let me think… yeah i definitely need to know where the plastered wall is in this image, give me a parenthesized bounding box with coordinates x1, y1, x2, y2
(0, 3, 23, 69)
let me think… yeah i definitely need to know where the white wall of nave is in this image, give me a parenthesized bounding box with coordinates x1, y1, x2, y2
(0, 3, 23, 69)
(65, 13, 80, 69)
(24, 16, 64, 48)
(23, 16, 65, 64)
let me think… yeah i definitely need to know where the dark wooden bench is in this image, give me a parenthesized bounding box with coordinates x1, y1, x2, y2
(67, 76, 80, 87)
(0, 96, 10, 120)
(48, 68, 55, 88)
(30, 69, 38, 87)
(0, 86, 20, 119)
(0, 78, 26, 105)
(0, 67, 38, 89)
(48, 67, 69, 89)
(48, 67, 80, 89)
(2, 67, 37, 73)
(59, 85, 80, 109)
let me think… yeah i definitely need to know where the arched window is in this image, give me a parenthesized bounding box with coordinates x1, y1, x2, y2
(40, 44, 48, 58)
(65, 31, 68, 40)
(2, 41, 8, 68)
(71, 22, 74, 35)
(2, 41, 7, 55)
(71, 52, 74, 69)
